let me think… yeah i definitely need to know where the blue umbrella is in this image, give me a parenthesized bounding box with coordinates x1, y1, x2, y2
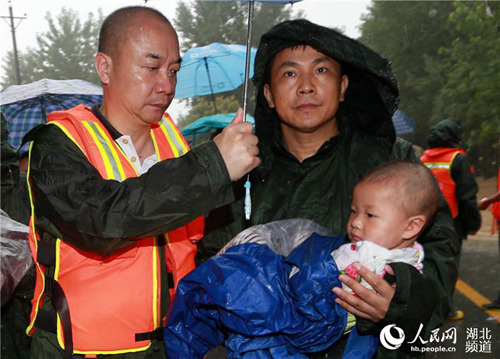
(1, 78, 103, 152)
(203, 0, 302, 219)
(175, 43, 257, 113)
(392, 110, 415, 135)
(202, 0, 302, 116)
(181, 112, 255, 137)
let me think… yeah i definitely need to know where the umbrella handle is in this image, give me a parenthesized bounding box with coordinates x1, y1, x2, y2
(242, 0, 255, 121)
(244, 179, 251, 221)
(243, 1, 255, 221)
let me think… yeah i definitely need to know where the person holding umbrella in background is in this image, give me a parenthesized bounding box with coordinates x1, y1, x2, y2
(200, 19, 458, 358)
(23, 6, 259, 359)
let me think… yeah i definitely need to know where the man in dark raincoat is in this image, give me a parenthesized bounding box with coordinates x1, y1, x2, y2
(199, 19, 458, 357)
(1, 113, 34, 359)
(421, 118, 481, 320)
(421, 118, 481, 243)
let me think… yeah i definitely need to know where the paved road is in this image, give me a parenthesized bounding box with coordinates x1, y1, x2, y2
(426, 233, 500, 358)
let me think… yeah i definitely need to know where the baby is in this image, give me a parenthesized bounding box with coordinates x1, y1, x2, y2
(329, 159, 439, 293)
(165, 161, 441, 359)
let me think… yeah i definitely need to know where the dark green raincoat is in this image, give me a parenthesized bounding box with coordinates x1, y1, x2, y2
(199, 19, 459, 358)
(1, 113, 33, 359)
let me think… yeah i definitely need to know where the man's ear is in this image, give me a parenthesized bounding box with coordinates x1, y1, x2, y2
(94, 52, 112, 85)
(263, 84, 275, 108)
(339, 74, 349, 102)
(402, 215, 426, 240)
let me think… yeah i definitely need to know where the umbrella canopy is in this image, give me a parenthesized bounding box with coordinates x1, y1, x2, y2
(201, 1, 302, 114)
(175, 42, 257, 111)
(181, 112, 255, 137)
(392, 109, 415, 135)
(1, 78, 103, 151)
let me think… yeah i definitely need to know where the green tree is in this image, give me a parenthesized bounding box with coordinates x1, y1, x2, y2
(431, 1, 499, 177)
(431, 1, 500, 146)
(359, 1, 456, 145)
(358, 1, 499, 176)
(1, 8, 104, 87)
(175, 1, 299, 51)
(1, 48, 40, 86)
(174, 0, 302, 128)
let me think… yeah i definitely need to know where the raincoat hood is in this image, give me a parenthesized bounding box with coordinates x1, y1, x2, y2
(253, 19, 399, 168)
(426, 118, 463, 148)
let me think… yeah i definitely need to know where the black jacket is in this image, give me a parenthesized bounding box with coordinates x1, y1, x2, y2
(200, 19, 459, 358)
(424, 118, 481, 239)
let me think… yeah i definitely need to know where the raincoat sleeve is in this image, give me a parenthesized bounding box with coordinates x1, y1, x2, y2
(452, 153, 481, 235)
(26, 124, 234, 256)
(356, 138, 458, 349)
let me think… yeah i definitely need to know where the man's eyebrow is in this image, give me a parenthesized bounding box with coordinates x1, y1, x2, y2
(145, 54, 182, 65)
(146, 53, 162, 60)
(277, 56, 332, 69)
(312, 56, 333, 64)
(277, 60, 299, 69)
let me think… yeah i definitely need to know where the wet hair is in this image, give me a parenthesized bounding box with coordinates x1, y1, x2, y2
(98, 6, 173, 59)
(358, 161, 441, 222)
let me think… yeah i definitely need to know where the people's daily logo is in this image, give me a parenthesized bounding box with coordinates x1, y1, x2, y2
(380, 324, 405, 350)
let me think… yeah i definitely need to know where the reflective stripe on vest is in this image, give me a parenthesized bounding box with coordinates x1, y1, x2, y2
(421, 148, 466, 218)
(26, 105, 203, 354)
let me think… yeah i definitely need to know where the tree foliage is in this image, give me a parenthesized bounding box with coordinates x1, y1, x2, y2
(1, 8, 103, 87)
(174, 0, 302, 126)
(359, 1, 456, 144)
(431, 2, 500, 146)
(175, 0, 299, 51)
(359, 1, 499, 176)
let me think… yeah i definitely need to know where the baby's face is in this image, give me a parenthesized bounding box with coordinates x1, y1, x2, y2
(347, 181, 412, 250)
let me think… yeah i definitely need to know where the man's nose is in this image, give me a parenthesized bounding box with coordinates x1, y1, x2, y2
(157, 71, 176, 95)
(297, 75, 315, 95)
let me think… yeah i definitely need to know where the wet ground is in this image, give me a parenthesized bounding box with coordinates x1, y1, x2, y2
(426, 176, 500, 358)
(425, 233, 500, 358)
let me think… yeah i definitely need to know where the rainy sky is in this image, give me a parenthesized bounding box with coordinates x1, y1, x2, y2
(0, 0, 371, 118)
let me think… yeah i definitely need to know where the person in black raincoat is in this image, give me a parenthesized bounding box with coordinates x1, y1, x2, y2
(421, 118, 481, 320)
(1, 112, 34, 359)
(1, 113, 31, 225)
(421, 118, 481, 242)
(199, 19, 459, 358)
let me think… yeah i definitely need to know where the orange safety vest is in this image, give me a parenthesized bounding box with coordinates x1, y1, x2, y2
(421, 147, 467, 218)
(26, 105, 204, 355)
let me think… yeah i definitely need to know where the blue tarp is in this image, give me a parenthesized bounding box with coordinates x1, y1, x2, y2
(165, 221, 378, 359)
